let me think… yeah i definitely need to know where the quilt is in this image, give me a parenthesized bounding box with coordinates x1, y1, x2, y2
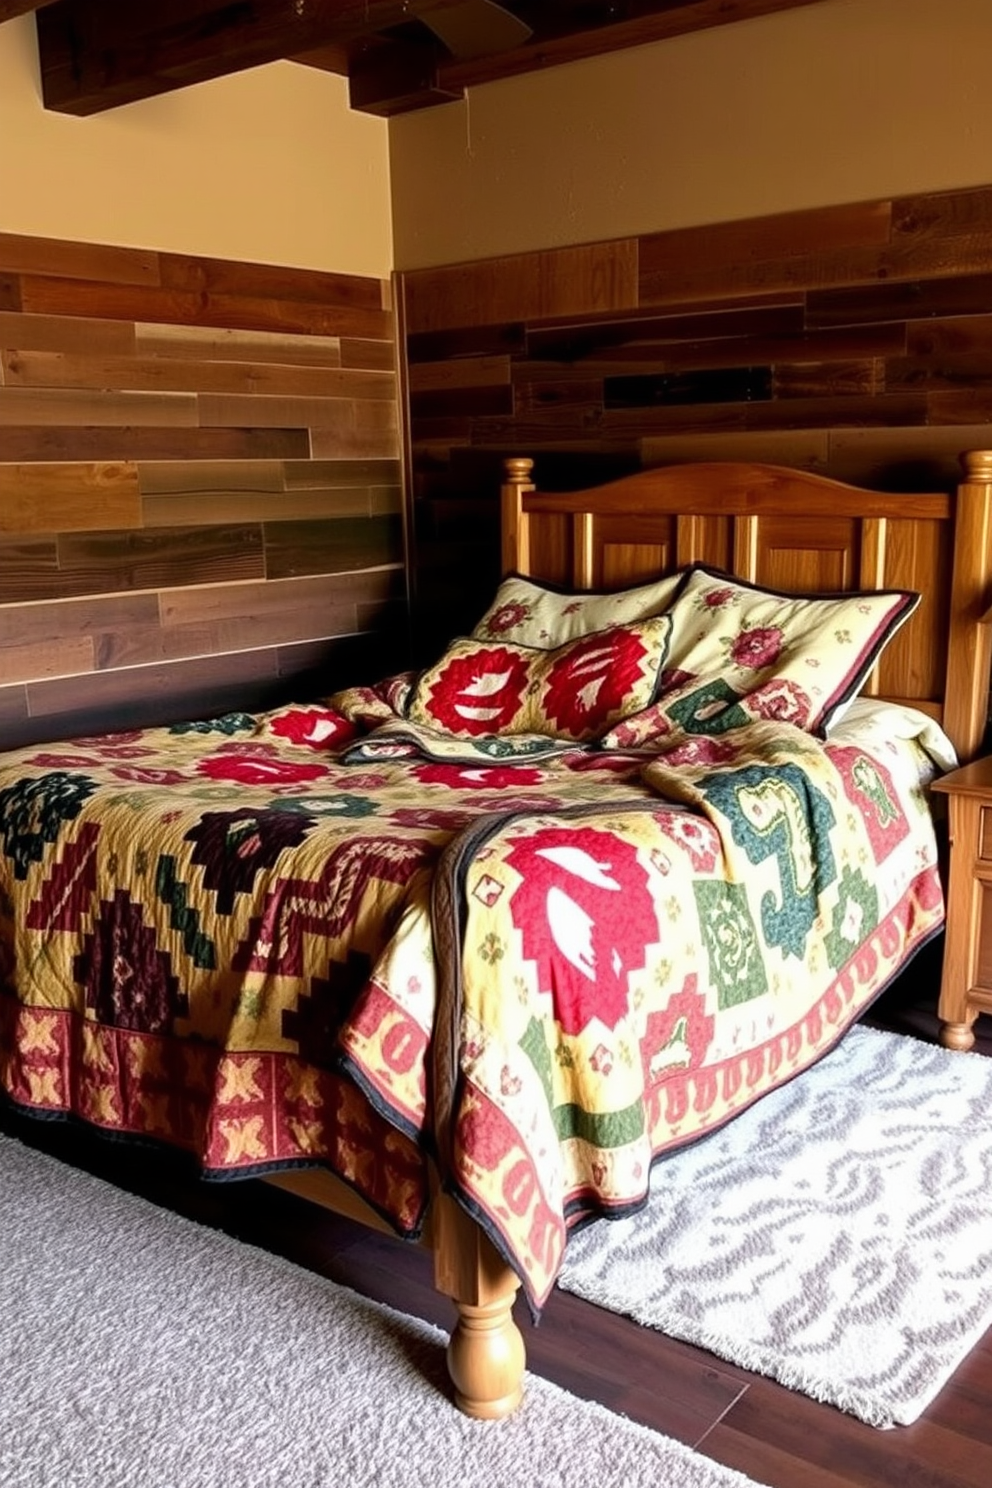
(0, 694, 945, 1309)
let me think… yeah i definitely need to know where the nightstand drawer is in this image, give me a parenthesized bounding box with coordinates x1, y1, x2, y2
(981, 807, 992, 859)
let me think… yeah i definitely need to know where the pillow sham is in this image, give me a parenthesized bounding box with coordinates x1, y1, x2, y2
(407, 615, 672, 743)
(471, 571, 685, 649)
(600, 564, 919, 750)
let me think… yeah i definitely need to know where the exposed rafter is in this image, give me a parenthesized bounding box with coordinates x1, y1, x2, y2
(0, 0, 55, 20)
(8, 1, 829, 118)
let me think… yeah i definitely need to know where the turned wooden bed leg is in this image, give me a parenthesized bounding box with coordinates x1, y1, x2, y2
(939, 1014, 978, 1051)
(432, 1191, 525, 1419)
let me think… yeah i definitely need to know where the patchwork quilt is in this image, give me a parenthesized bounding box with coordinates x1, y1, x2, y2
(0, 693, 945, 1308)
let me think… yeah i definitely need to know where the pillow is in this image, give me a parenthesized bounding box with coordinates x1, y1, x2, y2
(471, 571, 685, 649)
(600, 564, 919, 750)
(407, 615, 672, 743)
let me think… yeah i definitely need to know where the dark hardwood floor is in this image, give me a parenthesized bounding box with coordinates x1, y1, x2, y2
(3, 940, 991, 1488)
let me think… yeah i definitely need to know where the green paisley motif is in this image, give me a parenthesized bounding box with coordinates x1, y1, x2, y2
(699, 763, 837, 960)
(694, 880, 768, 1009)
(851, 755, 899, 828)
(0, 772, 97, 881)
(666, 677, 752, 736)
(824, 864, 879, 969)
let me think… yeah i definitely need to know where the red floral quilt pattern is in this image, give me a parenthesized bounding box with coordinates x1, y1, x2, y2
(407, 617, 671, 741)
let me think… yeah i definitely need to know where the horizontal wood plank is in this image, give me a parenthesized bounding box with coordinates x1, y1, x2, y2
(0, 591, 160, 648)
(160, 568, 405, 628)
(1, 349, 395, 401)
(282, 459, 401, 489)
(0, 634, 95, 685)
(55, 524, 266, 595)
(136, 459, 287, 497)
(403, 241, 639, 335)
(24, 650, 281, 729)
(0, 425, 311, 461)
(340, 338, 395, 371)
(142, 487, 378, 527)
(0, 461, 141, 532)
(0, 231, 160, 286)
(0, 386, 198, 426)
(134, 322, 344, 366)
(263, 515, 404, 579)
(157, 253, 384, 310)
(310, 403, 400, 459)
(0, 227, 402, 742)
(0, 310, 136, 356)
(408, 355, 511, 393)
(18, 276, 393, 339)
(639, 200, 892, 282)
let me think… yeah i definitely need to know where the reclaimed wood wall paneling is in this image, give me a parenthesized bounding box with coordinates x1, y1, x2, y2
(0, 231, 404, 747)
(398, 183, 992, 659)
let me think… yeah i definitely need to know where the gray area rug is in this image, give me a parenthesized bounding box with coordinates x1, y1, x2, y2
(558, 1025, 992, 1428)
(0, 1133, 769, 1488)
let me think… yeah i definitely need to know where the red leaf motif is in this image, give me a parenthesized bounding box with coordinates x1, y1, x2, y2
(541, 628, 649, 738)
(505, 825, 658, 1036)
(424, 648, 530, 736)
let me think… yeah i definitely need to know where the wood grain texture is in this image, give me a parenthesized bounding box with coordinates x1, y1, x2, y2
(403, 241, 639, 335)
(0, 310, 137, 355)
(134, 322, 342, 366)
(1, 349, 394, 401)
(0, 231, 159, 286)
(263, 515, 404, 580)
(0, 228, 402, 743)
(0, 461, 141, 532)
(398, 182, 992, 661)
(18, 276, 393, 340)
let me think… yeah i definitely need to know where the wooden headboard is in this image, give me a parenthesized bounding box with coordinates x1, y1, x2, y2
(500, 452, 992, 766)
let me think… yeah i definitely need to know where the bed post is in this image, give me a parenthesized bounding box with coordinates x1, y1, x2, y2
(501, 457, 535, 576)
(944, 450, 992, 764)
(432, 1192, 525, 1420)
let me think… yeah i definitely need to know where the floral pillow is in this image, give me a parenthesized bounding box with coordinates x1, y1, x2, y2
(407, 615, 672, 743)
(601, 564, 919, 750)
(471, 571, 685, 649)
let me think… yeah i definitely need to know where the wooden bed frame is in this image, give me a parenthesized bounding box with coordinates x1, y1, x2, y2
(264, 452, 992, 1420)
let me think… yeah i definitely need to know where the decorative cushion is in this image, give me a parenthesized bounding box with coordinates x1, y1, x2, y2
(471, 572, 685, 649)
(601, 564, 919, 750)
(407, 615, 672, 743)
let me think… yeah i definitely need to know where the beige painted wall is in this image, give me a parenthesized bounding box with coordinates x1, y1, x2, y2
(0, 14, 392, 277)
(389, 0, 992, 269)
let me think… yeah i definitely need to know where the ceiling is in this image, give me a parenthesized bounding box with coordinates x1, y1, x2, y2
(1, 1, 827, 118)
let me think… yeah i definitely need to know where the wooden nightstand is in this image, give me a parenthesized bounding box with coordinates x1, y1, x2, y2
(932, 755, 992, 1050)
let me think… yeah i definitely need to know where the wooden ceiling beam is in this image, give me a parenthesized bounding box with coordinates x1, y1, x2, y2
(436, 0, 829, 99)
(348, 36, 461, 117)
(0, 0, 56, 22)
(31, 0, 832, 119)
(34, 0, 456, 115)
(346, 0, 830, 117)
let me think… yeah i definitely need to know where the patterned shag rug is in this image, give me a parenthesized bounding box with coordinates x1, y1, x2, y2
(558, 1025, 992, 1428)
(0, 1131, 770, 1488)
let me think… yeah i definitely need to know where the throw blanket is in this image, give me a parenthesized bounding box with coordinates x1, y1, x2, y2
(427, 721, 943, 1306)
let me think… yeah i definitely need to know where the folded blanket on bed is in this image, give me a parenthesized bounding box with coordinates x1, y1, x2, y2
(423, 719, 943, 1307)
